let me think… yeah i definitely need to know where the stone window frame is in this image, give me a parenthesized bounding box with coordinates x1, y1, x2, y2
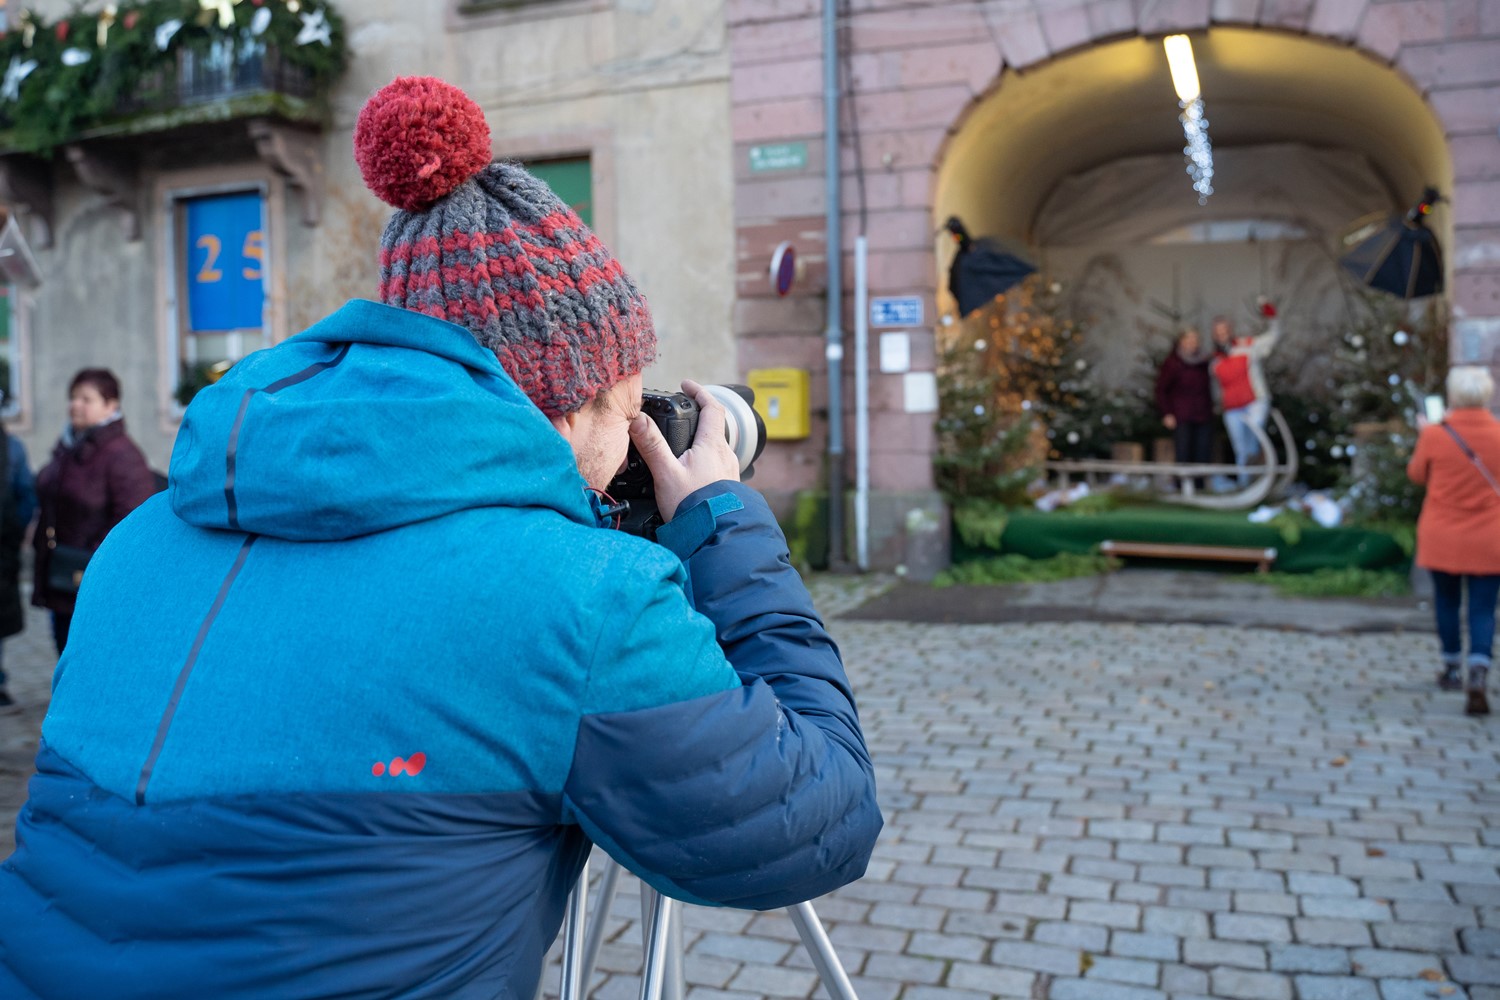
(153, 164, 288, 435)
(1, 282, 34, 433)
(446, 0, 609, 32)
(495, 126, 617, 251)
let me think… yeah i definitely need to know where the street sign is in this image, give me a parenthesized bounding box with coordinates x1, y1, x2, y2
(749, 142, 808, 173)
(871, 295, 924, 328)
(770, 241, 797, 296)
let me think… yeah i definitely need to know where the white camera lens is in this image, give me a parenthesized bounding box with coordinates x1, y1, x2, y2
(705, 384, 762, 473)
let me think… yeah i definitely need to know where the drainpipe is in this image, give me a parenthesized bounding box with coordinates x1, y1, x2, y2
(854, 234, 869, 571)
(823, 0, 847, 568)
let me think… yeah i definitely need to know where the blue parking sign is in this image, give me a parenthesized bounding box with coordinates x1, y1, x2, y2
(870, 296, 924, 328)
(185, 193, 265, 333)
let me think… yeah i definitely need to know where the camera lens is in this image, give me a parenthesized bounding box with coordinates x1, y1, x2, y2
(705, 384, 766, 474)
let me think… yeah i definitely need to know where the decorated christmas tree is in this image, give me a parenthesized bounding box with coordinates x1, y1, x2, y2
(935, 275, 1164, 507)
(1335, 291, 1448, 522)
(933, 299, 1038, 508)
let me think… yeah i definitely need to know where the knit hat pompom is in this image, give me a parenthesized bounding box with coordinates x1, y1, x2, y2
(354, 76, 492, 212)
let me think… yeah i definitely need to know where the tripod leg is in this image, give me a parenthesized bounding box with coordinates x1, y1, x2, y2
(665, 901, 685, 1000)
(560, 858, 589, 1000)
(787, 902, 861, 1000)
(576, 858, 621, 998)
(638, 892, 674, 1000)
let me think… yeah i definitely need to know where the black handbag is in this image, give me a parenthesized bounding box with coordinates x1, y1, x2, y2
(45, 525, 91, 595)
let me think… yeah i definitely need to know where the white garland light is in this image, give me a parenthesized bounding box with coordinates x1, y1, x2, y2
(1178, 97, 1214, 205)
(156, 19, 185, 51)
(296, 9, 332, 46)
(1, 57, 38, 103)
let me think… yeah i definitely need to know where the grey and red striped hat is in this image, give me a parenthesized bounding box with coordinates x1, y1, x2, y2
(353, 76, 656, 417)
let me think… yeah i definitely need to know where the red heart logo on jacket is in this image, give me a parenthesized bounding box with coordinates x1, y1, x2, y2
(387, 752, 427, 777)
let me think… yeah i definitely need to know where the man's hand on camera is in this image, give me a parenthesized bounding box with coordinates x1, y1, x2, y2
(629, 379, 742, 522)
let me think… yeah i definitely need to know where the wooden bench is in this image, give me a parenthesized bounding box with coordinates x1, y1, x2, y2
(1100, 540, 1278, 573)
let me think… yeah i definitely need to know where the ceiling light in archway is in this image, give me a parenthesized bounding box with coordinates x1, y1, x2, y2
(1164, 35, 1200, 102)
(1164, 34, 1214, 205)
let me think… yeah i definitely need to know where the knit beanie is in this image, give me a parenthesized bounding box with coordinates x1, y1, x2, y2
(353, 76, 656, 417)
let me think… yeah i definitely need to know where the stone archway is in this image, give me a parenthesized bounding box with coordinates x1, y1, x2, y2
(931, 26, 1455, 402)
(936, 27, 1452, 325)
(725, 0, 1499, 571)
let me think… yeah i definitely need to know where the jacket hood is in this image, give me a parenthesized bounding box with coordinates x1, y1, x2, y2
(169, 299, 596, 541)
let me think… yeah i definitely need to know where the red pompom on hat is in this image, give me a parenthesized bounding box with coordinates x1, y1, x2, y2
(354, 76, 492, 212)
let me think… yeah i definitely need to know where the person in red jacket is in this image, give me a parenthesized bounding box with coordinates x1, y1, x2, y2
(1408, 365, 1500, 716)
(1211, 300, 1282, 485)
(32, 368, 160, 654)
(1155, 327, 1215, 490)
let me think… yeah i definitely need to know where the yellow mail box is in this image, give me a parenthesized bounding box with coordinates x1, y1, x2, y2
(748, 367, 811, 440)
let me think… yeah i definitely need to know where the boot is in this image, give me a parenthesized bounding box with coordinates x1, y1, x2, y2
(1438, 662, 1463, 691)
(1467, 664, 1490, 717)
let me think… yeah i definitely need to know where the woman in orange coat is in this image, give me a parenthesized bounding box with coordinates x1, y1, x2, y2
(1408, 366, 1500, 716)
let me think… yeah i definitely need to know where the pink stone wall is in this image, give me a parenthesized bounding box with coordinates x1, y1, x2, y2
(729, 0, 1500, 501)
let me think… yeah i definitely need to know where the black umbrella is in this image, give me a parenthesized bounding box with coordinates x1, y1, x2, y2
(944, 217, 1036, 317)
(1339, 188, 1445, 299)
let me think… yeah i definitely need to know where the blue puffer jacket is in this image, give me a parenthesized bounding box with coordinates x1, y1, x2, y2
(0, 300, 882, 999)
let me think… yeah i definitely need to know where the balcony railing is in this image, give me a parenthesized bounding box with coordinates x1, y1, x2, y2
(114, 43, 319, 118)
(0, 6, 344, 156)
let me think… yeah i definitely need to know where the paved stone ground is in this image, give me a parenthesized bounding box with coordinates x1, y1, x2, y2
(843, 572, 1433, 635)
(0, 603, 59, 858)
(537, 574, 1496, 1000)
(4, 572, 1497, 1000)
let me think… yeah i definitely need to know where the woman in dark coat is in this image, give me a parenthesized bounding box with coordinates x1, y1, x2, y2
(33, 368, 159, 653)
(1155, 327, 1216, 488)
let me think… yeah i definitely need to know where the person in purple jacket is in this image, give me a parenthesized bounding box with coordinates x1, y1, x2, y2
(31, 368, 160, 654)
(1155, 327, 1216, 491)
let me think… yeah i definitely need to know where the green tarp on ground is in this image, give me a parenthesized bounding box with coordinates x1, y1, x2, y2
(963, 505, 1409, 573)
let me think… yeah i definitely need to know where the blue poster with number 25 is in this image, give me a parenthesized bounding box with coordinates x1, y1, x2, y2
(186, 192, 265, 333)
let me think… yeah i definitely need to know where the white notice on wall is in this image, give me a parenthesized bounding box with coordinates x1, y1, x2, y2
(879, 332, 911, 374)
(903, 372, 938, 414)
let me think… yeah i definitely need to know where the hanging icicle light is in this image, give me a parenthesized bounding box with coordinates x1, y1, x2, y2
(1164, 35, 1214, 204)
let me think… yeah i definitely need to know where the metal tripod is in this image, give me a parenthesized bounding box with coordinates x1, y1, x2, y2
(553, 857, 861, 1000)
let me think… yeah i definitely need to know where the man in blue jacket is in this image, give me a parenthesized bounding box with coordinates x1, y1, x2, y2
(0, 76, 882, 999)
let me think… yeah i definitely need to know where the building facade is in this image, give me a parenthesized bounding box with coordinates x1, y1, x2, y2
(4, 0, 1497, 575)
(730, 0, 1500, 572)
(1, 0, 736, 477)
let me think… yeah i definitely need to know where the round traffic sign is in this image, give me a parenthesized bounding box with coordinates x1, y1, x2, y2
(770, 241, 796, 297)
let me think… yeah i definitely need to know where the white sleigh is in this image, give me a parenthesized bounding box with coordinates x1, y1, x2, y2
(1043, 408, 1300, 510)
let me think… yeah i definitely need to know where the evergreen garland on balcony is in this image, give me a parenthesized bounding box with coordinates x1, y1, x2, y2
(0, 0, 348, 156)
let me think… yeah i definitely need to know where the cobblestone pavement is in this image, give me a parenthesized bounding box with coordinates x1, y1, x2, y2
(543, 576, 1497, 1000)
(4, 574, 1498, 1000)
(0, 603, 59, 858)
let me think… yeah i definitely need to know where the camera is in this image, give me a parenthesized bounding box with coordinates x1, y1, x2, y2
(608, 384, 767, 539)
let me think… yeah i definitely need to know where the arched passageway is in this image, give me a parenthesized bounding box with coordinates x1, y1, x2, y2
(933, 28, 1453, 390)
(935, 27, 1450, 253)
